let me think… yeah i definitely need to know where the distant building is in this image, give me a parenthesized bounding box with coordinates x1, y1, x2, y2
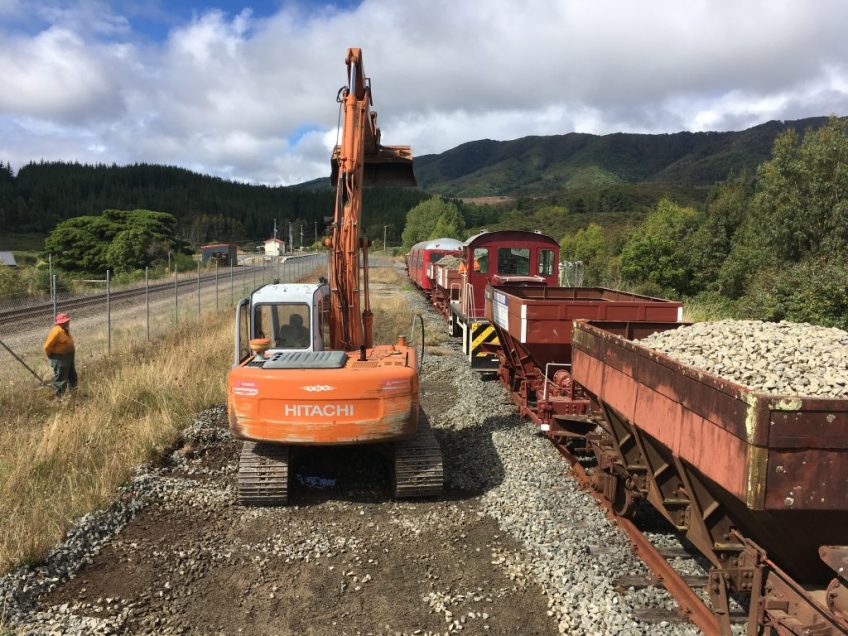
(0, 251, 17, 267)
(263, 238, 285, 256)
(200, 243, 237, 266)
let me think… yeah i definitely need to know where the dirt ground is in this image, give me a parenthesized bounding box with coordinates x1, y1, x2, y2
(33, 369, 557, 636)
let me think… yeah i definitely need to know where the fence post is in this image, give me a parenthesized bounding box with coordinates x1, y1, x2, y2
(106, 269, 111, 356)
(174, 264, 179, 325)
(215, 259, 219, 312)
(49, 254, 55, 320)
(145, 266, 150, 341)
(197, 260, 201, 318)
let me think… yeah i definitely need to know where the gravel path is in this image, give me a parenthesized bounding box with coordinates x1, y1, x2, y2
(1, 275, 714, 635)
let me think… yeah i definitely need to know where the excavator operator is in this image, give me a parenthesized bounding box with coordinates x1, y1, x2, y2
(279, 313, 310, 349)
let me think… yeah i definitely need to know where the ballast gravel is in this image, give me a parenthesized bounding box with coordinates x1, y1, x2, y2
(639, 319, 848, 397)
(422, 351, 698, 636)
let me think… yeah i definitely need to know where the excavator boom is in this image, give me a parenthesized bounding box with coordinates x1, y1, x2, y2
(328, 47, 416, 352)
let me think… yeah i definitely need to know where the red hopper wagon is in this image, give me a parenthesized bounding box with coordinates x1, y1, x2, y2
(484, 285, 683, 427)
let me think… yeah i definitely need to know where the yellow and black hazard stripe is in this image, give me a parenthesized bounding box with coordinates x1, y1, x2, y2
(468, 321, 500, 371)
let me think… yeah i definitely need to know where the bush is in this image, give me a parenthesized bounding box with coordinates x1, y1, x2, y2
(739, 257, 848, 329)
(34, 267, 70, 294)
(0, 267, 27, 297)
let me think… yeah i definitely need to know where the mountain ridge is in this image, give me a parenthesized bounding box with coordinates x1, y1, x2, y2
(412, 117, 829, 197)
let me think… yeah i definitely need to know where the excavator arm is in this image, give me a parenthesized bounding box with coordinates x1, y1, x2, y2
(328, 48, 415, 351)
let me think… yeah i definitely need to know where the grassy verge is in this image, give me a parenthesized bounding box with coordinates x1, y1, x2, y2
(369, 264, 450, 354)
(0, 311, 232, 573)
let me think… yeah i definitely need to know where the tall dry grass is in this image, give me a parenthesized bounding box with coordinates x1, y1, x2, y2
(0, 311, 232, 573)
(369, 265, 449, 352)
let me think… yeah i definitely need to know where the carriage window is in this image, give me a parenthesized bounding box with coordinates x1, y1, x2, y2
(254, 303, 311, 349)
(472, 248, 488, 273)
(538, 249, 555, 276)
(431, 253, 444, 263)
(497, 248, 530, 275)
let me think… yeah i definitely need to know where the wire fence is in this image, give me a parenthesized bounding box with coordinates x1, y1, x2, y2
(0, 252, 328, 386)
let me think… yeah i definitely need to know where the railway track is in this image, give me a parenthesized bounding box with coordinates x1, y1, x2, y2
(0, 255, 327, 328)
(551, 437, 729, 633)
(0, 268, 260, 327)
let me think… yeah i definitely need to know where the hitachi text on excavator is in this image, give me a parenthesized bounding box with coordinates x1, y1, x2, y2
(226, 48, 443, 505)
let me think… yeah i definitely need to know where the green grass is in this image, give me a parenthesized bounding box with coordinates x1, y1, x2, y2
(681, 292, 741, 322)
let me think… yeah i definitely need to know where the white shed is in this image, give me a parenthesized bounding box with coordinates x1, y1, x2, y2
(263, 238, 285, 256)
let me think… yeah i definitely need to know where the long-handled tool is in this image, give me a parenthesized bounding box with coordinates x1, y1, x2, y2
(0, 338, 45, 384)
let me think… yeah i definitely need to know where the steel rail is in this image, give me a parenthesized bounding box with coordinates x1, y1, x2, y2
(550, 438, 721, 634)
(0, 253, 327, 328)
(0, 270, 244, 326)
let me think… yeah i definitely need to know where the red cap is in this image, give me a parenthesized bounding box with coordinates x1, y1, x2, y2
(55, 313, 70, 325)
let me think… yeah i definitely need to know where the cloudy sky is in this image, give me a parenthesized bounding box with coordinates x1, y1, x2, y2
(1, 0, 847, 185)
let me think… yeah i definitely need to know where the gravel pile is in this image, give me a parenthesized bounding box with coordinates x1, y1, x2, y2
(639, 320, 848, 397)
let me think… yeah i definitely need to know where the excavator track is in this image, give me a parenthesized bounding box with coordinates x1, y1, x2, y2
(393, 416, 444, 498)
(237, 441, 290, 506)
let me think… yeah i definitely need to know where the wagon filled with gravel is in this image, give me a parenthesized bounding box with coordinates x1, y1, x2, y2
(571, 319, 848, 634)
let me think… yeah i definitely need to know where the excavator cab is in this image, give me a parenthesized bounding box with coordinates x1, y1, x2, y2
(330, 144, 416, 188)
(234, 283, 331, 364)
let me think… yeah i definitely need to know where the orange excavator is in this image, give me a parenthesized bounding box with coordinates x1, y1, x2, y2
(226, 48, 443, 505)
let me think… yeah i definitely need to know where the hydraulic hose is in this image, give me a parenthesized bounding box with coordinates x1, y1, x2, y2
(410, 313, 425, 373)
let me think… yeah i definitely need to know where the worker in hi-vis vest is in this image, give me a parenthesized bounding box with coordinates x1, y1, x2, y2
(44, 313, 77, 397)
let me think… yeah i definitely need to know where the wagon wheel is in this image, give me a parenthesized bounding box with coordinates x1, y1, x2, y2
(611, 473, 639, 518)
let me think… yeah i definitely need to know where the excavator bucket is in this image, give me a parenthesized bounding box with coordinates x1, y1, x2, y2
(331, 145, 416, 188)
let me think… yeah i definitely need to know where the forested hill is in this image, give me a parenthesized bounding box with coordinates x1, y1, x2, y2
(0, 162, 428, 244)
(0, 116, 832, 243)
(414, 117, 829, 197)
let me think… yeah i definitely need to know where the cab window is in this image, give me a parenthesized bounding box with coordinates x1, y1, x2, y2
(472, 248, 488, 273)
(497, 248, 530, 275)
(254, 303, 311, 350)
(538, 249, 555, 276)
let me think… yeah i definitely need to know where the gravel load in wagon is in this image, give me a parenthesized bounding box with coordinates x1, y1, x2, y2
(436, 255, 462, 270)
(637, 319, 848, 398)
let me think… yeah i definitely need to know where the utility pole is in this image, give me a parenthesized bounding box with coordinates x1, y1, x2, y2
(300, 225, 303, 252)
(383, 225, 388, 252)
(314, 221, 318, 246)
(288, 221, 294, 254)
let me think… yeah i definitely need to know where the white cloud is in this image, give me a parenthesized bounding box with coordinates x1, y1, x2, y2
(0, 0, 847, 185)
(0, 26, 130, 122)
